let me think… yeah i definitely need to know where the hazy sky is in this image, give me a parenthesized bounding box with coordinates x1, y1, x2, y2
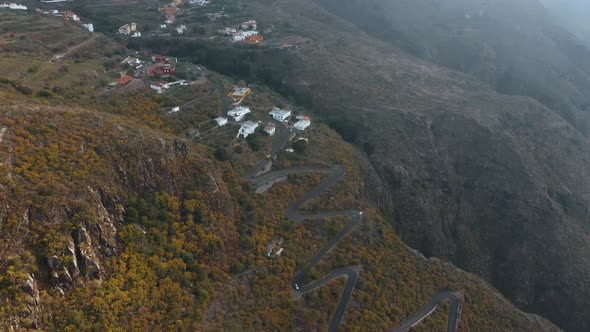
(539, 0, 590, 45)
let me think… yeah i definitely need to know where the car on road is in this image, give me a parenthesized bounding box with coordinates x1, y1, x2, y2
(359, 211, 363, 216)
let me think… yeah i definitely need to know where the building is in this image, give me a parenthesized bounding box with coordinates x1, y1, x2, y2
(227, 107, 251, 122)
(220, 27, 237, 35)
(0, 3, 27, 10)
(245, 34, 264, 44)
(237, 121, 258, 139)
(117, 75, 133, 88)
(228, 87, 251, 100)
(214, 117, 228, 127)
(264, 123, 276, 136)
(160, 24, 167, 29)
(119, 24, 131, 35)
(269, 108, 291, 122)
(176, 25, 187, 34)
(171, 106, 180, 112)
(150, 82, 169, 93)
(121, 56, 143, 69)
(241, 20, 257, 30)
(82, 23, 94, 32)
(60, 11, 79, 22)
(294, 117, 311, 131)
(131, 32, 142, 38)
(148, 62, 175, 77)
(118, 23, 137, 35)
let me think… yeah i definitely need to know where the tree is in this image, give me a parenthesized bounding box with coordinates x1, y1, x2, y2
(293, 140, 308, 153)
(214, 147, 229, 161)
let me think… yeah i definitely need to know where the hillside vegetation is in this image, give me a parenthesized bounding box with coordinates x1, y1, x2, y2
(0, 10, 561, 332)
(178, 0, 590, 330)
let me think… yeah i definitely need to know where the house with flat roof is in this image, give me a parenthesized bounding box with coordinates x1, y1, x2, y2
(214, 117, 228, 127)
(228, 87, 251, 99)
(294, 117, 311, 131)
(150, 82, 169, 93)
(269, 108, 291, 122)
(264, 123, 276, 136)
(227, 106, 251, 122)
(237, 121, 258, 138)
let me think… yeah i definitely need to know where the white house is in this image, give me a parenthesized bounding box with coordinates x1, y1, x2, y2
(6, 3, 27, 10)
(232, 33, 246, 42)
(294, 117, 311, 131)
(171, 106, 180, 112)
(82, 23, 94, 32)
(227, 106, 251, 122)
(269, 108, 291, 122)
(241, 20, 257, 30)
(176, 25, 187, 34)
(1, 3, 28, 10)
(237, 121, 258, 138)
(150, 82, 169, 93)
(214, 117, 228, 127)
(264, 123, 276, 136)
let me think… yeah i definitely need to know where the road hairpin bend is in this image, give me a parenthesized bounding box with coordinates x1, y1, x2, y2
(246, 133, 463, 332)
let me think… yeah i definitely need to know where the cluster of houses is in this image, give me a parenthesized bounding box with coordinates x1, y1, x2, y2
(220, 19, 264, 44)
(215, 88, 311, 139)
(149, 54, 177, 77)
(118, 22, 141, 37)
(112, 53, 187, 92)
(36, 8, 94, 32)
(0, 3, 27, 10)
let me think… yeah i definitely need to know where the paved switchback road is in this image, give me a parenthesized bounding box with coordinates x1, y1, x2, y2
(244, 123, 463, 332)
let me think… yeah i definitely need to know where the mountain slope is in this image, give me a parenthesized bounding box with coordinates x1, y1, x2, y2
(211, 0, 590, 330)
(0, 10, 561, 331)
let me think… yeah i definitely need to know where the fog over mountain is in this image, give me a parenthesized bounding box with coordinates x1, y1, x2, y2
(540, 0, 590, 46)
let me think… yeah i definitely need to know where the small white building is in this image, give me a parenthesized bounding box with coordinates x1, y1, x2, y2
(269, 108, 291, 122)
(227, 106, 251, 122)
(82, 23, 94, 32)
(294, 117, 311, 131)
(171, 106, 180, 112)
(241, 20, 257, 30)
(176, 25, 187, 34)
(150, 82, 169, 93)
(237, 121, 258, 139)
(264, 123, 276, 136)
(214, 117, 228, 127)
(276, 248, 284, 256)
(160, 24, 167, 29)
(131, 32, 142, 38)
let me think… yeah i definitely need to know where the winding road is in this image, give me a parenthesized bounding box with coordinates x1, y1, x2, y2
(244, 122, 463, 331)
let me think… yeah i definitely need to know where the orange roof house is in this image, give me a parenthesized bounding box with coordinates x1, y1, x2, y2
(117, 75, 133, 87)
(245, 34, 264, 44)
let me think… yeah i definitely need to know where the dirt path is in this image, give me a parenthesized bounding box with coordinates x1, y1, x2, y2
(52, 34, 99, 61)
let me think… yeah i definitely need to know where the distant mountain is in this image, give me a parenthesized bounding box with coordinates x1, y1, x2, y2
(539, 0, 590, 47)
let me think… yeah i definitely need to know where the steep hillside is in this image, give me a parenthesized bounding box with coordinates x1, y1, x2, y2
(0, 10, 562, 332)
(193, 0, 590, 330)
